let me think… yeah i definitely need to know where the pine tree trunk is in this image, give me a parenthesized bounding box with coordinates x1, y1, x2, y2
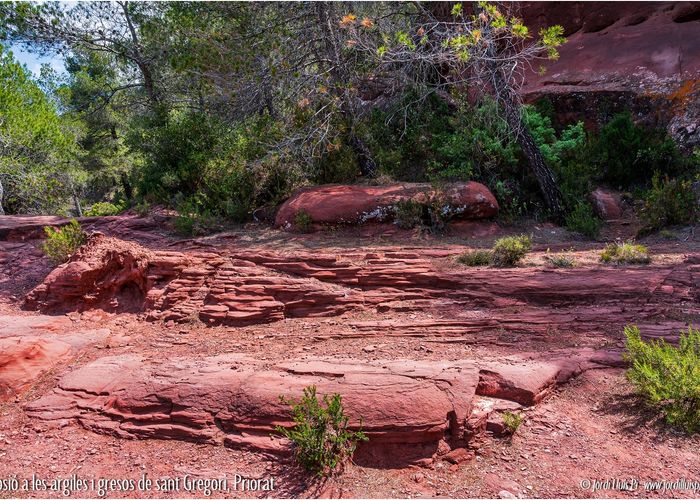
(476, 1, 565, 220)
(0, 178, 5, 215)
(504, 104, 565, 219)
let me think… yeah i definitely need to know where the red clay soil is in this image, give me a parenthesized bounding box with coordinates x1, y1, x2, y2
(0, 213, 699, 498)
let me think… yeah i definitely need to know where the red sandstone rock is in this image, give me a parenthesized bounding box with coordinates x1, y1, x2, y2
(25, 350, 615, 464)
(25, 234, 152, 313)
(590, 188, 623, 220)
(274, 182, 499, 228)
(0, 337, 71, 401)
(25, 234, 365, 325)
(0, 315, 111, 401)
(24, 234, 699, 336)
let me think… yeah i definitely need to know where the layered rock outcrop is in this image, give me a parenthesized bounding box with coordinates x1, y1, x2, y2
(25, 234, 364, 325)
(25, 350, 619, 464)
(274, 182, 499, 228)
(25, 235, 699, 335)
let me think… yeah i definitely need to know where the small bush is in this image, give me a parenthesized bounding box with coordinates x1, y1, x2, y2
(457, 249, 492, 266)
(174, 196, 220, 237)
(590, 112, 692, 188)
(293, 211, 314, 233)
(85, 201, 123, 217)
(565, 201, 602, 239)
(641, 173, 697, 232)
(134, 200, 150, 217)
(502, 411, 524, 434)
(600, 241, 651, 265)
(491, 235, 532, 267)
(659, 229, 677, 240)
(276, 386, 367, 476)
(544, 252, 575, 268)
(393, 195, 449, 234)
(42, 219, 86, 264)
(624, 325, 700, 433)
(394, 200, 424, 229)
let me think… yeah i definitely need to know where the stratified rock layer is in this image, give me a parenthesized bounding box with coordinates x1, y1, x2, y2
(25, 350, 619, 464)
(25, 234, 364, 325)
(274, 182, 499, 228)
(25, 235, 699, 335)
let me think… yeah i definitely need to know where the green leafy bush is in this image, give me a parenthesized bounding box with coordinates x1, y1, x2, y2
(457, 249, 492, 266)
(276, 386, 368, 476)
(641, 173, 697, 231)
(134, 200, 150, 217)
(85, 201, 123, 216)
(502, 411, 524, 434)
(392, 194, 449, 233)
(624, 325, 700, 432)
(491, 235, 532, 267)
(600, 241, 651, 264)
(565, 201, 602, 239)
(293, 211, 313, 233)
(41, 219, 86, 264)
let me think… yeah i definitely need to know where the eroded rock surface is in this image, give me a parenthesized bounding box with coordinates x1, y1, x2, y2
(0, 315, 110, 401)
(274, 182, 499, 228)
(25, 234, 364, 325)
(25, 350, 618, 465)
(24, 235, 699, 336)
(520, 2, 700, 148)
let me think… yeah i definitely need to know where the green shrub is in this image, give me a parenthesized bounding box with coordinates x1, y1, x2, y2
(392, 194, 449, 234)
(624, 325, 700, 433)
(174, 196, 220, 237)
(491, 235, 532, 267)
(276, 386, 367, 476)
(293, 211, 313, 233)
(544, 252, 575, 268)
(641, 173, 697, 231)
(394, 200, 424, 229)
(134, 200, 150, 217)
(489, 179, 530, 224)
(590, 112, 693, 188)
(600, 241, 651, 265)
(565, 201, 602, 239)
(457, 249, 492, 266)
(85, 201, 123, 217)
(502, 411, 524, 434)
(41, 219, 86, 264)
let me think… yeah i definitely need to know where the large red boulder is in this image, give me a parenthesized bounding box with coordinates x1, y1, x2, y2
(274, 182, 499, 228)
(590, 187, 624, 220)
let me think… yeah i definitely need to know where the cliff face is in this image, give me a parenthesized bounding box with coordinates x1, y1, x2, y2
(519, 2, 700, 148)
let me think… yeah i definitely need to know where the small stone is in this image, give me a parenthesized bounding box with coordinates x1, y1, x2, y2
(499, 490, 517, 499)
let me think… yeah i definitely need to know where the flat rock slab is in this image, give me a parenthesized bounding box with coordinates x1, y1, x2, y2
(25, 349, 618, 465)
(0, 315, 110, 401)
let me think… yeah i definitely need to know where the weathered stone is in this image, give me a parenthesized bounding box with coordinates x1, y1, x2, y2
(274, 182, 499, 228)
